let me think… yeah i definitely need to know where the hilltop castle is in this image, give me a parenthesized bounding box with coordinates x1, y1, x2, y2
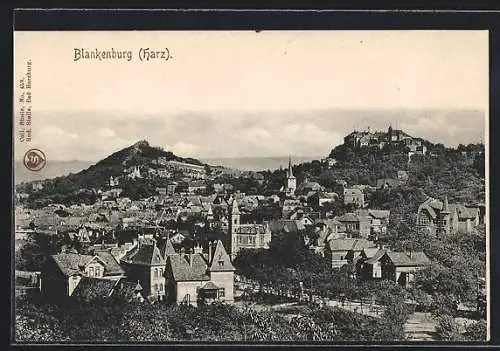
(344, 126, 426, 155)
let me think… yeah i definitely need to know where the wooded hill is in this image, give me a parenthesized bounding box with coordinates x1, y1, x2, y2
(16, 140, 208, 206)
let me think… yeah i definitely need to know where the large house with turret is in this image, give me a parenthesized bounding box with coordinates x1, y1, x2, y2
(164, 240, 235, 306)
(226, 199, 272, 259)
(416, 196, 481, 235)
(120, 237, 167, 298)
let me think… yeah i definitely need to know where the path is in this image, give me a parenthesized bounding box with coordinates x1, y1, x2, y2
(404, 312, 437, 341)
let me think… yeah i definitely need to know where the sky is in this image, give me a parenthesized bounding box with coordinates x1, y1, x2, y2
(14, 30, 488, 161)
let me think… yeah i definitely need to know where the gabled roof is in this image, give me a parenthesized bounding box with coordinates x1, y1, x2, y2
(365, 249, 387, 264)
(94, 250, 125, 276)
(167, 254, 210, 282)
(111, 279, 143, 301)
(120, 241, 166, 266)
(450, 204, 480, 220)
(368, 210, 391, 220)
(209, 240, 235, 272)
(159, 239, 176, 257)
(384, 251, 430, 267)
(72, 277, 119, 300)
(51, 253, 106, 277)
(362, 248, 380, 259)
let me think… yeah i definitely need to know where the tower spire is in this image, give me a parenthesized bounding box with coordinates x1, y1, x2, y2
(231, 198, 240, 215)
(442, 196, 450, 212)
(288, 155, 294, 178)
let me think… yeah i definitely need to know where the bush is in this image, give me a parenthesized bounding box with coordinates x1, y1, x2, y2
(463, 320, 487, 341)
(435, 315, 462, 341)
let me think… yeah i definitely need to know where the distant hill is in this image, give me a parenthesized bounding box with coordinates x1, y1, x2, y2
(16, 140, 208, 198)
(64, 140, 205, 187)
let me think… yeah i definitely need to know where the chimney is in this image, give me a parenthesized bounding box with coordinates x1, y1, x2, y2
(208, 241, 213, 261)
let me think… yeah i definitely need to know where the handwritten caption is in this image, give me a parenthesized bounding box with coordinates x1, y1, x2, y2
(17, 60, 32, 143)
(73, 48, 173, 62)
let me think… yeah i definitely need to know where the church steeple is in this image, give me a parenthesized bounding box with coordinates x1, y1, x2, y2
(285, 155, 297, 197)
(287, 155, 295, 178)
(231, 199, 240, 216)
(442, 196, 450, 213)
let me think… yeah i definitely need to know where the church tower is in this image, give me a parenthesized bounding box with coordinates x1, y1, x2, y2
(286, 156, 297, 197)
(227, 199, 241, 258)
(438, 196, 451, 235)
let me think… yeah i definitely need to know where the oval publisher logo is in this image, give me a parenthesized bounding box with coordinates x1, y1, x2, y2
(23, 148, 46, 171)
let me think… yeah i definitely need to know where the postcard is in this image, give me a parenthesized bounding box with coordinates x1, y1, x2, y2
(13, 29, 489, 344)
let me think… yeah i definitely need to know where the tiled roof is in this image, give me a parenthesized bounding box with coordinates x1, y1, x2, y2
(335, 213, 359, 223)
(51, 253, 105, 277)
(209, 241, 235, 272)
(450, 204, 479, 220)
(158, 239, 177, 257)
(72, 277, 119, 301)
(385, 251, 430, 267)
(363, 248, 380, 259)
(167, 254, 210, 282)
(426, 198, 444, 211)
(121, 241, 166, 266)
(112, 279, 143, 301)
(352, 238, 376, 251)
(94, 250, 125, 276)
(187, 196, 202, 206)
(365, 249, 387, 264)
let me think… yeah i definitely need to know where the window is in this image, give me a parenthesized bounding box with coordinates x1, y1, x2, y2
(218, 260, 224, 267)
(95, 267, 101, 277)
(159, 284, 163, 292)
(340, 256, 344, 260)
(234, 219, 238, 225)
(218, 289, 225, 298)
(160, 268, 163, 277)
(154, 284, 158, 292)
(154, 268, 158, 278)
(89, 267, 94, 277)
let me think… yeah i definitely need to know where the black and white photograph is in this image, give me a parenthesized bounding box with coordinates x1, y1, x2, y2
(13, 29, 488, 343)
